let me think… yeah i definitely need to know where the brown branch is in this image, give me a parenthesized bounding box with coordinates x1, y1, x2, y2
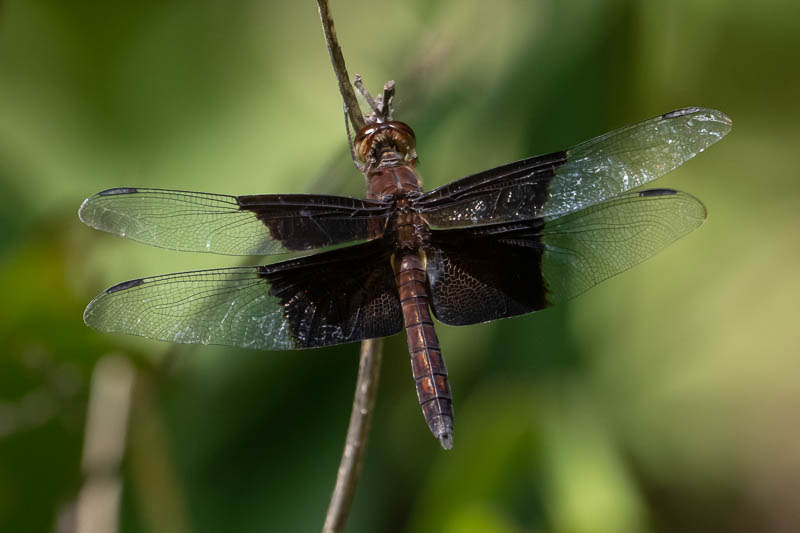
(316, 0, 364, 132)
(316, 2, 385, 532)
(322, 338, 384, 533)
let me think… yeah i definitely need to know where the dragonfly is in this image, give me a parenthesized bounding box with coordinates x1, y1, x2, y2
(80, 106, 731, 449)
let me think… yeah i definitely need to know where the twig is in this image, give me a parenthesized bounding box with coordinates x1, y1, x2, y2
(354, 74, 380, 115)
(315, 1, 385, 532)
(322, 338, 384, 533)
(316, 0, 364, 132)
(380, 80, 395, 119)
(73, 355, 135, 533)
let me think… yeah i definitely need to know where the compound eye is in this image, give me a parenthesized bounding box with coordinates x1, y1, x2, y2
(354, 125, 381, 162)
(390, 122, 416, 149)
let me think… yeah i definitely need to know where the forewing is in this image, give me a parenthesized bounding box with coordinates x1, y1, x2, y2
(79, 188, 392, 256)
(84, 240, 403, 350)
(414, 108, 729, 228)
(427, 189, 706, 326)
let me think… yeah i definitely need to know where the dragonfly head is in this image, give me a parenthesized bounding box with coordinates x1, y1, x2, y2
(355, 121, 417, 169)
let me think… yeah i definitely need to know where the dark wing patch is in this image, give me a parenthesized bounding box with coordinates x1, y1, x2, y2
(79, 188, 392, 256)
(426, 222, 547, 326)
(426, 190, 706, 326)
(84, 240, 403, 350)
(413, 151, 565, 229)
(260, 240, 403, 348)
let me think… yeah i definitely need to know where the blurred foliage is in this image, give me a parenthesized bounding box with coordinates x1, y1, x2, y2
(1, 1, 799, 532)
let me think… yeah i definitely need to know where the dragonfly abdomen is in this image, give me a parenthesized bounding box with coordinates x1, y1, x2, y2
(395, 251, 453, 449)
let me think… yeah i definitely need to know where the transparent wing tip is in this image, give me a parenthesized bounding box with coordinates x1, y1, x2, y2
(665, 107, 732, 136)
(438, 431, 454, 450)
(77, 197, 91, 224)
(660, 108, 733, 158)
(83, 293, 104, 330)
(663, 107, 731, 123)
(78, 188, 140, 226)
(638, 188, 708, 225)
(78, 193, 103, 227)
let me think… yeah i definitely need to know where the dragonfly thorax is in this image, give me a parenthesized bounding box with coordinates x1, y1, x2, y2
(388, 198, 430, 251)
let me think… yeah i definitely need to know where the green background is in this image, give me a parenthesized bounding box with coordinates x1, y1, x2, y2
(1, 1, 798, 532)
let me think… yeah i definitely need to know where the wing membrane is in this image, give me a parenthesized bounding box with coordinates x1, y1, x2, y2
(84, 240, 403, 350)
(79, 188, 392, 256)
(426, 189, 706, 326)
(540, 189, 706, 303)
(415, 108, 729, 228)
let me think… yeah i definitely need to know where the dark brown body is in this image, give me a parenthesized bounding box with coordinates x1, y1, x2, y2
(360, 122, 454, 448)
